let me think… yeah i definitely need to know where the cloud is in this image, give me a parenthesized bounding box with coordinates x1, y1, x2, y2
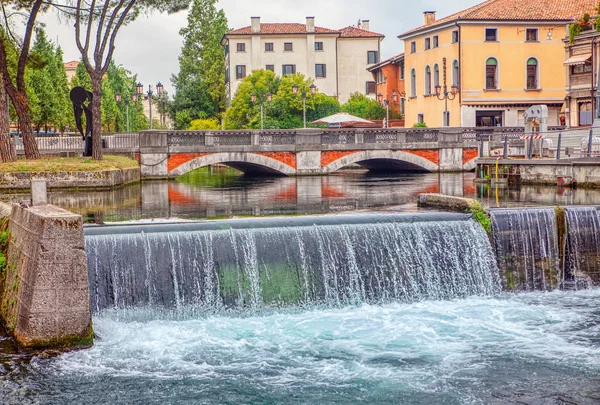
(42, 0, 480, 95)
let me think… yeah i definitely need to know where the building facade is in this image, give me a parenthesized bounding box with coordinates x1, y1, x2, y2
(222, 17, 384, 105)
(398, 0, 598, 128)
(367, 54, 405, 117)
(564, 29, 600, 127)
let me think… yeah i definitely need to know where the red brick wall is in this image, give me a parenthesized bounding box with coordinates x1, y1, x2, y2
(462, 148, 478, 165)
(401, 149, 439, 166)
(168, 153, 209, 172)
(321, 150, 360, 167)
(255, 152, 297, 169)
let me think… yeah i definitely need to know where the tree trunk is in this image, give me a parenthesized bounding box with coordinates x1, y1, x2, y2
(0, 78, 16, 163)
(15, 98, 40, 160)
(91, 74, 103, 160)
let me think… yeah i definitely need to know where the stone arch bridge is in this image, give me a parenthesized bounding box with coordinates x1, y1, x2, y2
(139, 128, 483, 178)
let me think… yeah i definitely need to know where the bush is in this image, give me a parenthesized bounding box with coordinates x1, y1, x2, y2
(189, 118, 221, 130)
(412, 122, 428, 128)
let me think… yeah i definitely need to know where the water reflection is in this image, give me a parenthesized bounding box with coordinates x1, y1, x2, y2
(2, 168, 600, 222)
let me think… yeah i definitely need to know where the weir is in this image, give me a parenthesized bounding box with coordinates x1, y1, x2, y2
(84, 214, 500, 312)
(490, 208, 560, 291)
(564, 206, 600, 288)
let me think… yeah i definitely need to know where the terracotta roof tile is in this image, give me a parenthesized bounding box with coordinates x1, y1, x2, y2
(400, 0, 599, 37)
(64, 61, 78, 68)
(339, 26, 385, 38)
(227, 23, 339, 35)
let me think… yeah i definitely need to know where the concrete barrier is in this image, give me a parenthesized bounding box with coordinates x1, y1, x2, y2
(0, 204, 93, 350)
(418, 193, 477, 212)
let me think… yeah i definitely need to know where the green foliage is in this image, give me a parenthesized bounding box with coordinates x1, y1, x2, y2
(171, 0, 228, 129)
(413, 122, 428, 128)
(469, 201, 492, 233)
(340, 92, 385, 120)
(189, 118, 221, 130)
(224, 71, 339, 129)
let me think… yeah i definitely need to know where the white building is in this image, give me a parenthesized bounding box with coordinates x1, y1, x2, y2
(222, 17, 384, 105)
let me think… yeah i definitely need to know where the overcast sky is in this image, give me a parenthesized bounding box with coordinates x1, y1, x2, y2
(41, 0, 480, 95)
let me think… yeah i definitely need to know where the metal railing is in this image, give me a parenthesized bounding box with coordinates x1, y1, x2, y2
(14, 133, 139, 154)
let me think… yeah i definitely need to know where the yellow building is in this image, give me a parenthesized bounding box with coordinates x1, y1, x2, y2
(398, 0, 598, 128)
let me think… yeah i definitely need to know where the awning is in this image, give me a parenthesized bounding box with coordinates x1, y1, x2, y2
(564, 53, 592, 66)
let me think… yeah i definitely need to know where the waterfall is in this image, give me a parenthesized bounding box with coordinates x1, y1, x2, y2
(85, 214, 500, 312)
(564, 206, 600, 289)
(490, 208, 560, 291)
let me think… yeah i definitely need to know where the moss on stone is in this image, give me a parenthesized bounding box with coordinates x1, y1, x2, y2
(469, 200, 492, 234)
(17, 322, 94, 351)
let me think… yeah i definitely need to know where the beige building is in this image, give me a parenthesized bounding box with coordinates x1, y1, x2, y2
(222, 17, 384, 104)
(64, 60, 78, 83)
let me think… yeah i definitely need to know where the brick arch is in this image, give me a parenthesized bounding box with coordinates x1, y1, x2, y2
(462, 148, 479, 171)
(322, 150, 439, 173)
(169, 152, 296, 176)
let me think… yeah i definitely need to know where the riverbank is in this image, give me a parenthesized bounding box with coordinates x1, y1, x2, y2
(0, 156, 140, 191)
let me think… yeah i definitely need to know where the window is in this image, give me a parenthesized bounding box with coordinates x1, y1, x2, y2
(526, 28, 538, 42)
(400, 62, 405, 80)
(316, 64, 326, 78)
(527, 57, 538, 89)
(225, 44, 229, 56)
(265, 42, 274, 52)
(236, 65, 246, 79)
(425, 38, 431, 50)
(266, 65, 274, 72)
(401, 98, 405, 116)
(366, 81, 376, 95)
(225, 67, 229, 83)
(411, 68, 416, 97)
(485, 28, 498, 41)
(237, 43, 246, 52)
(572, 61, 593, 74)
(433, 35, 439, 48)
(486, 57, 498, 89)
(315, 42, 324, 51)
(425, 66, 431, 95)
(367, 51, 379, 64)
(434, 64, 440, 89)
(282, 64, 296, 75)
(411, 41, 416, 53)
(417, 113, 424, 124)
(452, 30, 459, 43)
(284, 42, 293, 51)
(453, 60, 459, 86)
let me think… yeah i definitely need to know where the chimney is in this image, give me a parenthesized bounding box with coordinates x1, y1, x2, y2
(251, 16, 261, 34)
(306, 16, 315, 33)
(362, 20, 370, 31)
(423, 11, 436, 25)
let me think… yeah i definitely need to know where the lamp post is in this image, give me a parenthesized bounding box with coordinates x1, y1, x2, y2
(292, 83, 317, 128)
(115, 92, 139, 133)
(378, 91, 399, 128)
(434, 57, 459, 127)
(251, 92, 272, 130)
(138, 81, 163, 130)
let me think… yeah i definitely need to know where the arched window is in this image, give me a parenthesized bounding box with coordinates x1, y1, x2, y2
(527, 57, 538, 90)
(425, 66, 431, 95)
(453, 60, 459, 87)
(411, 68, 416, 97)
(434, 64, 440, 89)
(486, 57, 498, 89)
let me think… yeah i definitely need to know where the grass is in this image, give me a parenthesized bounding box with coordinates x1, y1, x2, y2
(0, 155, 138, 173)
(469, 200, 492, 234)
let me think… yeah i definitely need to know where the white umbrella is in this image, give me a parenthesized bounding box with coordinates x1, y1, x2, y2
(312, 112, 374, 128)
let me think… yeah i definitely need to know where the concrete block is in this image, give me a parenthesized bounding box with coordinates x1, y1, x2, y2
(31, 179, 48, 206)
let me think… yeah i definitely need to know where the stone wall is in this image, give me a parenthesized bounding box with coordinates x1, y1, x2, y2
(0, 167, 140, 190)
(0, 204, 92, 349)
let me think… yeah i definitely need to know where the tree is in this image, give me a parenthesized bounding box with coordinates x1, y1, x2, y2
(0, 72, 16, 162)
(189, 117, 220, 130)
(171, 0, 228, 129)
(341, 92, 385, 120)
(72, 0, 191, 159)
(0, 1, 44, 159)
(223, 69, 280, 129)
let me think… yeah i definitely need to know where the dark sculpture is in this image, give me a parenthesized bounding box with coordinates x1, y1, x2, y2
(70, 87, 93, 157)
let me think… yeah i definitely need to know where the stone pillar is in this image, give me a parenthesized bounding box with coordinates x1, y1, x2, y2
(296, 151, 322, 175)
(1, 204, 93, 350)
(139, 131, 169, 178)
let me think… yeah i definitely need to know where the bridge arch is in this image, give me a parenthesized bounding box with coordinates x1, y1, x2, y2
(169, 152, 296, 177)
(463, 158, 478, 171)
(322, 150, 439, 174)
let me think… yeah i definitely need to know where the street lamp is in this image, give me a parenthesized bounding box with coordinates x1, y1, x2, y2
(378, 91, 400, 128)
(137, 81, 163, 130)
(434, 57, 459, 127)
(251, 92, 272, 130)
(115, 92, 139, 133)
(292, 83, 317, 128)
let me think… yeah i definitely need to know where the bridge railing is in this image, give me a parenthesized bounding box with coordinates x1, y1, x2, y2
(14, 133, 139, 154)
